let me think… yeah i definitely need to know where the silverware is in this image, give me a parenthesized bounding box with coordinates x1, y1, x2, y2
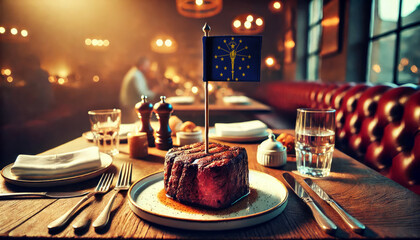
(93, 163, 132, 229)
(0, 191, 88, 199)
(304, 178, 366, 233)
(282, 172, 337, 234)
(48, 173, 114, 230)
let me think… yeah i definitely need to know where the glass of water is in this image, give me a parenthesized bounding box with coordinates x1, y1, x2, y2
(88, 109, 121, 156)
(295, 108, 336, 177)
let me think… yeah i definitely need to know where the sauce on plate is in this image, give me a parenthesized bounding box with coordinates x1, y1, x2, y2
(157, 187, 258, 215)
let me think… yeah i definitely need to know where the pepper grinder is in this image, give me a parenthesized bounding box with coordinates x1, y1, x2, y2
(153, 96, 173, 150)
(135, 95, 155, 147)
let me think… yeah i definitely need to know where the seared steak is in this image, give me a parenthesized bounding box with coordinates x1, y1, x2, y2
(164, 142, 249, 209)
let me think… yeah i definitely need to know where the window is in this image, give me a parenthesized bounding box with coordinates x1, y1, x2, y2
(307, 0, 323, 80)
(368, 0, 420, 84)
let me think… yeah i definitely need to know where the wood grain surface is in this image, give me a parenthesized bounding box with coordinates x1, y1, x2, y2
(1, 129, 419, 239)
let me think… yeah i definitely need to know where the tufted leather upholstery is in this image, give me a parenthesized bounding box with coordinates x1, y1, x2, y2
(254, 82, 420, 194)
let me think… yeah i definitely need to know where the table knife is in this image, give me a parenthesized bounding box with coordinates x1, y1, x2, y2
(0, 191, 88, 199)
(282, 173, 337, 234)
(304, 178, 366, 233)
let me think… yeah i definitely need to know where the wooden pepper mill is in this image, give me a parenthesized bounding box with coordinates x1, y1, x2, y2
(153, 96, 173, 150)
(135, 95, 155, 147)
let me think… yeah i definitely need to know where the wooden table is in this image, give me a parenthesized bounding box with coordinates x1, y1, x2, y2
(1, 129, 420, 239)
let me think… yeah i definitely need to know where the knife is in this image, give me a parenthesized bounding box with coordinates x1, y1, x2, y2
(0, 191, 89, 199)
(304, 178, 366, 233)
(282, 173, 337, 234)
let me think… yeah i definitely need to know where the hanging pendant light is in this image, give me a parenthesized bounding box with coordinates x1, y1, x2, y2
(176, 0, 223, 18)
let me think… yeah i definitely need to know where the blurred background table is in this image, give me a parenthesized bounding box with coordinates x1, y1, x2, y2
(170, 96, 272, 126)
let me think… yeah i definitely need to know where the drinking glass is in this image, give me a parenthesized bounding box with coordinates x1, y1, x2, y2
(295, 108, 336, 177)
(88, 109, 121, 156)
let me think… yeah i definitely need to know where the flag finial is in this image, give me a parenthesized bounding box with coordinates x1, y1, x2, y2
(203, 23, 211, 37)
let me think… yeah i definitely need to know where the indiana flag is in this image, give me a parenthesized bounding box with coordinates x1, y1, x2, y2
(203, 36, 262, 82)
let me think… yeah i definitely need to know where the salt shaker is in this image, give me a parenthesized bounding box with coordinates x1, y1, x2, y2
(257, 133, 287, 167)
(135, 95, 155, 147)
(153, 96, 173, 150)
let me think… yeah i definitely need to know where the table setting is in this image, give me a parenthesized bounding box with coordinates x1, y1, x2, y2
(1, 102, 419, 239)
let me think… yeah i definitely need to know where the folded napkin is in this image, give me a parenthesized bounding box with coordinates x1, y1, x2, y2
(215, 120, 267, 137)
(11, 146, 102, 179)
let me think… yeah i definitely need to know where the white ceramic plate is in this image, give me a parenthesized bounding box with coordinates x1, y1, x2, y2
(209, 128, 269, 142)
(128, 170, 288, 231)
(166, 96, 195, 105)
(223, 96, 251, 105)
(1, 153, 113, 187)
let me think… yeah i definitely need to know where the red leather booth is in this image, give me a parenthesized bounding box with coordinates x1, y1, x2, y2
(254, 81, 420, 194)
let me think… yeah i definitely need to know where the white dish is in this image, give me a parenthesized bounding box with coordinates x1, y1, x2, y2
(128, 170, 288, 231)
(223, 96, 251, 105)
(209, 128, 269, 142)
(1, 153, 113, 187)
(166, 96, 195, 105)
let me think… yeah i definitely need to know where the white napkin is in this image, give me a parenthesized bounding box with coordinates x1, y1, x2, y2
(215, 120, 267, 137)
(11, 146, 102, 179)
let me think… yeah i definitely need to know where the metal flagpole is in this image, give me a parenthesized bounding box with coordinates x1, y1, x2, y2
(203, 23, 210, 154)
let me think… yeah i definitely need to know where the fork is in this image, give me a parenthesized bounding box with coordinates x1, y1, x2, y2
(47, 173, 114, 230)
(92, 163, 132, 228)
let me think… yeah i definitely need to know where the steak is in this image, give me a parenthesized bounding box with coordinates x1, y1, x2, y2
(164, 142, 249, 209)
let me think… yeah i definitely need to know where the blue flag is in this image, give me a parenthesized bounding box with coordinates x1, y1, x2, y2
(203, 36, 262, 82)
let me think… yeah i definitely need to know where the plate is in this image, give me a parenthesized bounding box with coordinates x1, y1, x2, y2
(223, 96, 251, 105)
(209, 128, 269, 142)
(1, 153, 113, 187)
(166, 96, 195, 105)
(128, 170, 288, 231)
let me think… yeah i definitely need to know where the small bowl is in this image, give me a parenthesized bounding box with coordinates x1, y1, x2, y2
(176, 131, 203, 146)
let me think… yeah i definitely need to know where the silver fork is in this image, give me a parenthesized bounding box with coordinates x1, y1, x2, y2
(48, 173, 114, 230)
(92, 163, 132, 228)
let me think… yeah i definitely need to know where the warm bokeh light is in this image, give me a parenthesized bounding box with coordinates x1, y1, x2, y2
(184, 81, 193, 89)
(256, 18, 263, 26)
(156, 39, 163, 47)
(172, 75, 180, 83)
(400, 58, 409, 66)
(208, 83, 214, 92)
(398, 64, 404, 71)
(93, 75, 100, 82)
(165, 39, 172, 47)
(191, 86, 199, 94)
(0, 27, 5, 34)
(7, 76, 13, 83)
(273, 1, 281, 9)
(195, 0, 203, 6)
(97, 40, 104, 46)
(285, 40, 295, 48)
(21, 29, 28, 37)
(85, 38, 92, 45)
(177, 0, 222, 18)
(246, 15, 254, 22)
(3, 68, 12, 76)
(57, 78, 65, 85)
(104, 40, 110, 46)
(10, 28, 18, 35)
(265, 57, 275, 67)
(175, 89, 184, 96)
(411, 65, 418, 73)
(165, 67, 177, 79)
(321, 17, 340, 27)
(233, 20, 241, 28)
(372, 64, 381, 73)
(244, 21, 251, 29)
(92, 39, 98, 46)
(48, 76, 56, 83)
